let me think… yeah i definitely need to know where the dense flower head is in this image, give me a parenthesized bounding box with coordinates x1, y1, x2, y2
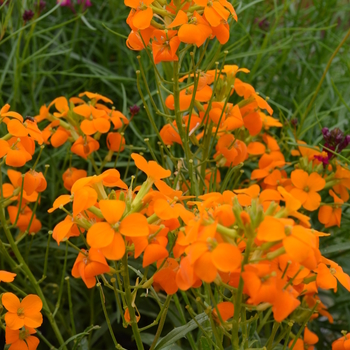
(23, 10, 34, 22)
(321, 127, 350, 160)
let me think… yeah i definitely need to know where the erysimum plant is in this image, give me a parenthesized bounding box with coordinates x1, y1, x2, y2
(0, 1, 350, 350)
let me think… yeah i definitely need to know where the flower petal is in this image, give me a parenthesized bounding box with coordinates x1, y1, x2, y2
(99, 200, 125, 224)
(101, 232, 126, 260)
(2, 293, 20, 313)
(120, 213, 149, 237)
(87, 222, 115, 248)
(143, 244, 169, 267)
(211, 243, 241, 272)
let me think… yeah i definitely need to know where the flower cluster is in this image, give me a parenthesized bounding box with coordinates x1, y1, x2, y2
(125, 0, 237, 54)
(0, 104, 46, 235)
(49, 152, 350, 331)
(35, 92, 128, 160)
(0, 272, 43, 350)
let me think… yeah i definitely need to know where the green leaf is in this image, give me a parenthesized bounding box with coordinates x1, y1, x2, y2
(321, 242, 350, 256)
(59, 325, 100, 350)
(200, 336, 212, 350)
(154, 313, 209, 350)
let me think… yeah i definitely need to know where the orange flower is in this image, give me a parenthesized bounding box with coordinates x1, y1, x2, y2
(71, 136, 100, 159)
(0, 270, 16, 283)
(131, 153, 171, 182)
(176, 255, 202, 290)
(124, 307, 141, 324)
(2, 293, 43, 330)
(87, 199, 149, 260)
(43, 123, 70, 148)
(0, 104, 23, 123)
(52, 216, 82, 245)
(165, 84, 213, 111)
(315, 261, 350, 292)
(127, 27, 155, 51)
(133, 225, 170, 268)
(332, 333, 350, 350)
(47, 96, 69, 118)
(23, 170, 47, 196)
(185, 229, 242, 283)
(333, 165, 350, 201)
(73, 104, 111, 136)
(290, 170, 325, 211)
(71, 248, 110, 288)
(193, 0, 237, 27)
(241, 264, 300, 322)
(48, 187, 96, 218)
(251, 153, 285, 181)
(160, 124, 182, 146)
(247, 142, 266, 156)
(214, 103, 243, 132)
(125, 0, 155, 30)
(212, 302, 234, 323)
(178, 11, 212, 47)
(318, 190, 343, 228)
(106, 132, 125, 152)
(62, 168, 87, 191)
(6, 169, 38, 202)
(153, 258, 179, 295)
(211, 20, 230, 44)
(5, 326, 39, 350)
(152, 30, 180, 64)
(257, 217, 319, 269)
(214, 134, 247, 167)
(8, 206, 42, 234)
(78, 92, 113, 104)
(2, 137, 34, 168)
(6, 118, 43, 145)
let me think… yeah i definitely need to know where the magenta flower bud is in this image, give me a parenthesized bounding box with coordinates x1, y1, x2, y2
(39, 0, 46, 11)
(23, 10, 34, 22)
(322, 127, 330, 140)
(129, 105, 140, 117)
(291, 118, 298, 127)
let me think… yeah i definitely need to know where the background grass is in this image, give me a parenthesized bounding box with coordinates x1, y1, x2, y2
(1, 0, 350, 349)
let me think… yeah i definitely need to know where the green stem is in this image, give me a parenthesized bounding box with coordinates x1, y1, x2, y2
(149, 295, 172, 350)
(97, 282, 125, 350)
(65, 276, 77, 335)
(173, 61, 198, 196)
(232, 238, 253, 349)
(266, 321, 280, 350)
(122, 254, 145, 350)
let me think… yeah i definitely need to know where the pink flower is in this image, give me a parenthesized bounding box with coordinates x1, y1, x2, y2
(57, 0, 72, 5)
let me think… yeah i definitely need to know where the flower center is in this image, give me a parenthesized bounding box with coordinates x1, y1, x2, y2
(17, 307, 25, 318)
(19, 328, 29, 340)
(206, 237, 218, 251)
(284, 226, 292, 236)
